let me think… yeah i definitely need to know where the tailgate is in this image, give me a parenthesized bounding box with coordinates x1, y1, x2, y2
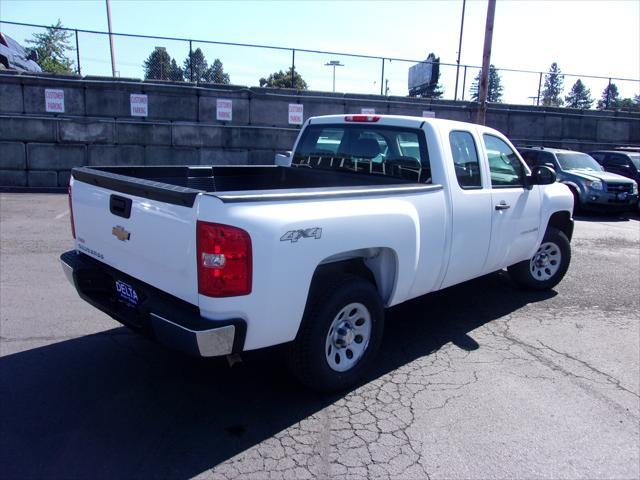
(70, 175, 201, 305)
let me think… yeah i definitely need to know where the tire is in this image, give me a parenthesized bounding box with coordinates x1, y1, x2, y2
(287, 274, 384, 392)
(508, 227, 571, 291)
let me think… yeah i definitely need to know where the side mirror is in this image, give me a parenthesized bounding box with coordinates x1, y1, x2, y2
(275, 151, 292, 167)
(26, 49, 38, 62)
(529, 165, 556, 186)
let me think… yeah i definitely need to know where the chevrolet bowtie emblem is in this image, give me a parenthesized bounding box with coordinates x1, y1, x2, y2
(112, 225, 131, 241)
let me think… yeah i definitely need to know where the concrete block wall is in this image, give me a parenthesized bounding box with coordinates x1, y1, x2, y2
(1, 72, 638, 188)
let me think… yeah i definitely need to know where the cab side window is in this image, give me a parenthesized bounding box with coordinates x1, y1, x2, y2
(449, 131, 482, 189)
(483, 134, 525, 187)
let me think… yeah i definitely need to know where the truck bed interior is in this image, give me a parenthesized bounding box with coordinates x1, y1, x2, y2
(89, 165, 412, 192)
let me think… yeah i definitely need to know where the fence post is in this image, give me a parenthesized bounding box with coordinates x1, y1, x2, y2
(189, 40, 193, 83)
(536, 71, 543, 106)
(605, 78, 612, 109)
(291, 49, 296, 88)
(74, 29, 81, 76)
(380, 58, 385, 96)
(461, 65, 467, 101)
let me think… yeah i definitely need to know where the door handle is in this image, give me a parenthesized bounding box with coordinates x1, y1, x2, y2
(495, 201, 511, 211)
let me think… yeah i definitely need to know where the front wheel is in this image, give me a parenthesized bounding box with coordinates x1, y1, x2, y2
(287, 274, 384, 392)
(508, 227, 571, 290)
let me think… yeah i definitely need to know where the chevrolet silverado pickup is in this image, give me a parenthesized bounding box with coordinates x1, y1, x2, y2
(61, 114, 574, 391)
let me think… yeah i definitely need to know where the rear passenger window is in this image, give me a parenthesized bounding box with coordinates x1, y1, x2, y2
(449, 131, 482, 189)
(483, 134, 525, 187)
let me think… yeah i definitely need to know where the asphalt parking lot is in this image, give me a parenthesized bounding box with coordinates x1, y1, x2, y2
(1, 193, 639, 479)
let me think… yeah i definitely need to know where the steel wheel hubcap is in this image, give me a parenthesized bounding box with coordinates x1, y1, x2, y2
(530, 241, 561, 281)
(325, 302, 371, 372)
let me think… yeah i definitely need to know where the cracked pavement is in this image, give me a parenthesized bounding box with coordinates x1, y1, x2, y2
(1, 193, 639, 479)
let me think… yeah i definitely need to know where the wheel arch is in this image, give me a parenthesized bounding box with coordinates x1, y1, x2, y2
(310, 247, 398, 307)
(546, 210, 574, 241)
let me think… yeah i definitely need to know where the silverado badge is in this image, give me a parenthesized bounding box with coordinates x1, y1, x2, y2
(112, 225, 131, 242)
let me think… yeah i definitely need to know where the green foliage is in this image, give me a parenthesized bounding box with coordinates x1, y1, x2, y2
(470, 64, 503, 103)
(541, 62, 564, 107)
(209, 58, 230, 84)
(183, 48, 208, 82)
(143, 47, 183, 81)
(182, 49, 230, 84)
(564, 79, 593, 109)
(26, 19, 75, 74)
(259, 67, 308, 90)
(596, 83, 620, 110)
(614, 94, 640, 112)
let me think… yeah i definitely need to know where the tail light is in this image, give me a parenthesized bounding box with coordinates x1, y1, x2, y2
(197, 221, 252, 297)
(345, 115, 380, 122)
(68, 184, 76, 239)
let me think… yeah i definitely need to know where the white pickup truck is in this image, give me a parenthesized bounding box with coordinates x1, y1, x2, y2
(61, 114, 573, 391)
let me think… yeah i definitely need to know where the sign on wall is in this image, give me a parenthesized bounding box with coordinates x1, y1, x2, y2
(130, 94, 148, 117)
(44, 89, 64, 113)
(216, 99, 233, 121)
(422, 110, 436, 118)
(288, 104, 304, 125)
(361, 108, 375, 114)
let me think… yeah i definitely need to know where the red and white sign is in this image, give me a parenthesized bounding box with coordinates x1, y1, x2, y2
(130, 94, 148, 117)
(216, 99, 232, 121)
(288, 104, 304, 125)
(361, 108, 375, 115)
(45, 89, 64, 113)
(422, 110, 436, 118)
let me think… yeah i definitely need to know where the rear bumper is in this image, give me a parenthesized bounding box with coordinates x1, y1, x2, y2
(60, 250, 246, 357)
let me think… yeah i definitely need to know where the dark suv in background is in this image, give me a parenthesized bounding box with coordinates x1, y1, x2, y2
(588, 150, 640, 186)
(518, 147, 638, 213)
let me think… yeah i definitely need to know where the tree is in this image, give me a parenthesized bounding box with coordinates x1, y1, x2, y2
(596, 83, 620, 110)
(615, 94, 640, 112)
(208, 58, 230, 84)
(564, 79, 593, 109)
(183, 47, 209, 82)
(470, 64, 503, 103)
(143, 47, 183, 81)
(26, 19, 75, 74)
(541, 62, 564, 107)
(259, 67, 308, 90)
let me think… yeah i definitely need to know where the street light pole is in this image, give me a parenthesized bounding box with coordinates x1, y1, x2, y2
(454, 0, 467, 101)
(105, 0, 116, 77)
(325, 60, 344, 93)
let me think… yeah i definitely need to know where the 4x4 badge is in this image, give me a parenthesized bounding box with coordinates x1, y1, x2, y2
(280, 227, 322, 243)
(112, 225, 131, 241)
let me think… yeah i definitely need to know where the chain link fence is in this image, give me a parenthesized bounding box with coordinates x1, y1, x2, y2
(2, 20, 639, 109)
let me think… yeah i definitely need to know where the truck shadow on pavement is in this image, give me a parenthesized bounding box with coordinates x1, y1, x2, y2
(0, 271, 555, 479)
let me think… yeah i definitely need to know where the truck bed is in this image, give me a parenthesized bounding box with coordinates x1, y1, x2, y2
(72, 165, 432, 207)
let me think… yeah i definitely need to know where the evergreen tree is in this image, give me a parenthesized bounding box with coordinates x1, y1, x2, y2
(541, 62, 564, 107)
(208, 58, 230, 84)
(143, 47, 183, 81)
(259, 67, 308, 90)
(470, 64, 503, 103)
(596, 83, 620, 110)
(183, 48, 209, 82)
(615, 95, 640, 112)
(564, 79, 593, 109)
(26, 19, 75, 74)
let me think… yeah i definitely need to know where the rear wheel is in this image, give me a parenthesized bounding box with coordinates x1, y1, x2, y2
(287, 274, 384, 392)
(508, 227, 571, 291)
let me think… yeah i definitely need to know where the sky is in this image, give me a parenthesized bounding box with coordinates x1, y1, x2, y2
(1, 0, 639, 105)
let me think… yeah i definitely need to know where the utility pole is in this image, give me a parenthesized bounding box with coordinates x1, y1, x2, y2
(454, 0, 467, 101)
(105, 0, 116, 77)
(476, 0, 496, 125)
